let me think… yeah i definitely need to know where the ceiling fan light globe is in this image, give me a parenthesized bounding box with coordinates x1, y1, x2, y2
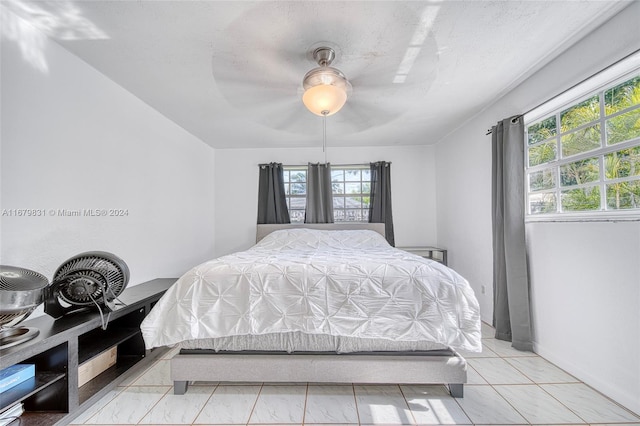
(302, 84, 347, 116)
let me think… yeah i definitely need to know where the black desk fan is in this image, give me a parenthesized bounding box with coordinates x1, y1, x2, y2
(45, 251, 130, 327)
(1, 251, 129, 348)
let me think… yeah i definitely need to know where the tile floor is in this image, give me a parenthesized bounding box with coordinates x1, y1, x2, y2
(70, 323, 640, 425)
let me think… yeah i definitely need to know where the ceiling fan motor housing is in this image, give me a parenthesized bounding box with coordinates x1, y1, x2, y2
(302, 46, 352, 116)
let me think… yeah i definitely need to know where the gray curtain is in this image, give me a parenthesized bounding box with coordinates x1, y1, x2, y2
(368, 161, 395, 246)
(257, 163, 290, 224)
(305, 163, 334, 224)
(491, 115, 533, 352)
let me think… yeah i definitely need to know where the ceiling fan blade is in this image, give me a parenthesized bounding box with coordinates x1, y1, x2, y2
(332, 100, 391, 133)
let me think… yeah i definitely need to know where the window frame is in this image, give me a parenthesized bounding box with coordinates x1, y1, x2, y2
(282, 164, 372, 223)
(524, 67, 640, 223)
(330, 165, 371, 223)
(282, 165, 307, 223)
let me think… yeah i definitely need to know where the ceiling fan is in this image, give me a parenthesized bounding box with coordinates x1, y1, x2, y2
(209, 3, 440, 137)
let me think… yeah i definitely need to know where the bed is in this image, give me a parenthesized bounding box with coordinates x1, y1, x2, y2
(140, 223, 481, 397)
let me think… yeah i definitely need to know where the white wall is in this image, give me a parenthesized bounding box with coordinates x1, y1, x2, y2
(436, 2, 640, 414)
(527, 222, 640, 412)
(1, 10, 216, 290)
(214, 145, 436, 256)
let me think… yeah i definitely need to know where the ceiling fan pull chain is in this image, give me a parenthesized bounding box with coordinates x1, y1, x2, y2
(322, 112, 327, 163)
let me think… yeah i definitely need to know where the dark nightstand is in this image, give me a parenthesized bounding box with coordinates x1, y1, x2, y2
(398, 246, 448, 266)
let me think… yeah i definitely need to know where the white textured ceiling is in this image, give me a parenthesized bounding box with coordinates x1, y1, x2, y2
(2, 1, 631, 148)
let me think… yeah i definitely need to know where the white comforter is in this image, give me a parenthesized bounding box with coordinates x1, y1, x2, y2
(141, 229, 481, 352)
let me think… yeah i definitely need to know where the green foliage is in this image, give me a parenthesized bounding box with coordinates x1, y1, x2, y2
(561, 95, 600, 132)
(527, 74, 640, 215)
(560, 157, 599, 187)
(561, 125, 601, 157)
(605, 76, 640, 145)
(605, 146, 640, 179)
(605, 76, 640, 114)
(527, 116, 556, 145)
(290, 171, 306, 182)
(529, 168, 555, 191)
(604, 147, 640, 209)
(528, 141, 557, 166)
(607, 180, 640, 209)
(561, 186, 601, 211)
(607, 108, 640, 145)
(529, 192, 557, 214)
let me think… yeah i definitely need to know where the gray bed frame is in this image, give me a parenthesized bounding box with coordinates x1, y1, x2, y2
(171, 223, 467, 397)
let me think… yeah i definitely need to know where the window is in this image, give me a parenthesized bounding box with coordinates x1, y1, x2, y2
(282, 167, 306, 223)
(283, 165, 371, 223)
(331, 166, 371, 222)
(525, 72, 640, 218)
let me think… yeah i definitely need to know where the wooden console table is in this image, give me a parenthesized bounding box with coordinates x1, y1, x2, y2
(0, 278, 176, 425)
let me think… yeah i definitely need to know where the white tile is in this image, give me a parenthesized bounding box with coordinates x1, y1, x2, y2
(467, 358, 533, 384)
(194, 385, 261, 424)
(217, 381, 264, 386)
(481, 338, 536, 357)
(354, 385, 414, 425)
(117, 364, 148, 387)
(457, 343, 499, 358)
(542, 383, 640, 423)
(505, 356, 579, 383)
(139, 385, 214, 424)
(249, 385, 307, 424)
(84, 386, 170, 424)
(454, 385, 527, 425)
(305, 385, 359, 424)
(495, 385, 584, 424)
(191, 380, 219, 386)
(131, 359, 172, 386)
(160, 345, 180, 359)
(481, 322, 495, 338)
(69, 388, 124, 424)
(401, 384, 471, 424)
(466, 365, 488, 385)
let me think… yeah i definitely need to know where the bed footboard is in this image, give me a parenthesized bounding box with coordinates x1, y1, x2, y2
(171, 351, 467, 397)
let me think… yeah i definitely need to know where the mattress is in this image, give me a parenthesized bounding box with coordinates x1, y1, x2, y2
(179, 332, 449, 353)
(141, 228, 482, 352)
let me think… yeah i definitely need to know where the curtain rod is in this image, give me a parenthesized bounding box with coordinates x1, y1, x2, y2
(259, 162, 391, 168)
(485, 115, 523, 135)
(485, 48, 640, 136)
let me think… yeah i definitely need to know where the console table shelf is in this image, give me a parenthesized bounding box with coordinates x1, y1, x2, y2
(0, 372, 66, 412)
(0, 278, 176, 425)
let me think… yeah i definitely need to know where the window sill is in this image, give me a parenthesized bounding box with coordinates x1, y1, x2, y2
(525, 211, 640, 223)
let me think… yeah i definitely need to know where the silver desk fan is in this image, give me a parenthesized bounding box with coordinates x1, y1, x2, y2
(0, 265, 49, 349)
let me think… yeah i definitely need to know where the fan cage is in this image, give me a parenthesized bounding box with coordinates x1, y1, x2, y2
(53, 252, 129, 307)
(0, 267, 49, 291)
